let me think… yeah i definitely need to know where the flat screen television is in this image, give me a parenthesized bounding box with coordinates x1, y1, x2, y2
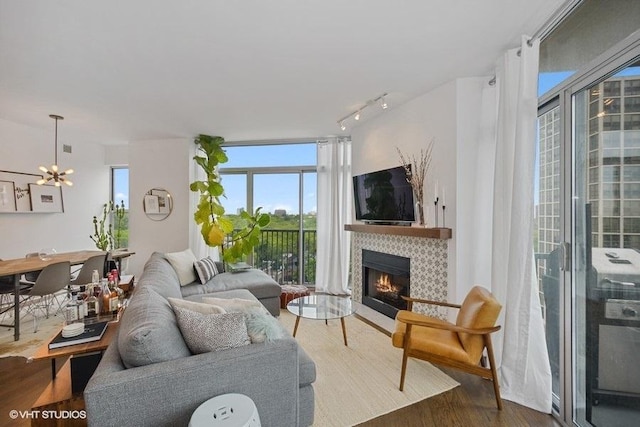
(353, 165, 415, 225)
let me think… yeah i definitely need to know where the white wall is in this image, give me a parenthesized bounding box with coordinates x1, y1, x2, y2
(351, 81, 459, 299)
(351, 78, 489, 304)
(128, 138, 192, 276)
(0, 118, 109, 259)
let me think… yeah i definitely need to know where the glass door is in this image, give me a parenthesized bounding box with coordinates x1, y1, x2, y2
(536, 103, 563, 413)
(572, 60, 640, 427)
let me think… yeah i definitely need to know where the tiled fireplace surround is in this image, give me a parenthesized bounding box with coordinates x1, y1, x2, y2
(348, 225, 451, 326)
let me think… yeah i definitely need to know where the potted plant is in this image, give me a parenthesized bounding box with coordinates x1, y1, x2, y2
(190, 134, 270, 263)
(90, 200, 127, 250)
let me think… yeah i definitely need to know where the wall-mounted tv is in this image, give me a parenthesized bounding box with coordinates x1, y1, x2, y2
(353, 165, 415, 225)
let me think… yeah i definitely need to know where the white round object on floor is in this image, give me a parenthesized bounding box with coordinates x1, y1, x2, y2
(189, 393, 260, 427)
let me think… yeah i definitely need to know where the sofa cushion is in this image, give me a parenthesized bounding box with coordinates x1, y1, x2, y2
(193, 256, 219, 283)
(202, 296, 270, 315)
(118, 286, 191, 368)
(173, 307, 250, 354)
(165, 249, 197, 286)
(138, 252, 183, 299)
(180, 269, 281, 299)
(167, 297, 226, 315)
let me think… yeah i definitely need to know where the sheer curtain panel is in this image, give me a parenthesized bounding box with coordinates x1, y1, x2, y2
(315, 138, 352, 295)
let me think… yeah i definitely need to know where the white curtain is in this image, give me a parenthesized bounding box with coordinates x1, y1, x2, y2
(315, 137, 352, 295)
(490, 36, 552, 412)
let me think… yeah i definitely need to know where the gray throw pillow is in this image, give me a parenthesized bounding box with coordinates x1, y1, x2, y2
(173, 306, 250, 354)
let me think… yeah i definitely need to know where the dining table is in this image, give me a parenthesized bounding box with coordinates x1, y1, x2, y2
(0, 249, 135, 341)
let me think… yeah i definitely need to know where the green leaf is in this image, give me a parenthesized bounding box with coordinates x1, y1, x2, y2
(208, 182, 224, 197)
(257, 213, 271, 227)
(218, 216, 235, 233)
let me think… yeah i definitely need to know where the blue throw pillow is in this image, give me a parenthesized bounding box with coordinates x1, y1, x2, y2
(244, 310, 285, 343)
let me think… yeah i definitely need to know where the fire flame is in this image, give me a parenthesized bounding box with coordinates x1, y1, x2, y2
(376, 274, 402, 294)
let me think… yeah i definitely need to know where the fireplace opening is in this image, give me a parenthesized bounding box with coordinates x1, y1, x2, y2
(362, 249, 410, 318)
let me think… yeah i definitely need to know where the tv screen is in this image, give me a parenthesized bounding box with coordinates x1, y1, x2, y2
(353, 165, 415, 224)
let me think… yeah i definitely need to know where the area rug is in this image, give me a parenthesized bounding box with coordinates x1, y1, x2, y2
(0, 311, 64, 359)
(278, 311, 459, 427)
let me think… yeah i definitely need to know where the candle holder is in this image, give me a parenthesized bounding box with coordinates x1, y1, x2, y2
(434, 198, 439, 228)
(442, 205, 446, 228)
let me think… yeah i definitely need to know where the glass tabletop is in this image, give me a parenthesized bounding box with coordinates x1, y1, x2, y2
(286, 294, 355, 320)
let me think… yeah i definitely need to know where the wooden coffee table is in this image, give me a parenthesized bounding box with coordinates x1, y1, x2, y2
(29, 316, 120, 414)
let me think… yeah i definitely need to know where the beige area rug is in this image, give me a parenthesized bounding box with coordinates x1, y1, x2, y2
(279, 311, 459, 427)
(0, 310, 65, 359)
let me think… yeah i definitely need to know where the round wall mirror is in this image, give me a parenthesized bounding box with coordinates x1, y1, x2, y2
(143, 188, 173, 221)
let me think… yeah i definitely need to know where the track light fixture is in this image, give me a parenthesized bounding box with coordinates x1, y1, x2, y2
(336, 92, 389, 131)
(37, 114, 74, 187)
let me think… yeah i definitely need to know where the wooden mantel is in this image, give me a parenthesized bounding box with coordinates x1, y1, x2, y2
(344, 223, 452, 239)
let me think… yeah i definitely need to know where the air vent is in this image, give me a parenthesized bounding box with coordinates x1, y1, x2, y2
(63, 144, 72, 153)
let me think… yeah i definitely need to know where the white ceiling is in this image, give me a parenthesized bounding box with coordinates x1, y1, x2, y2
(0, 0, 566, 145)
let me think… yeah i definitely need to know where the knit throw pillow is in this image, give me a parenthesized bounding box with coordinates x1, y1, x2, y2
(173, 306, 250, 354)
(193, 256, 219, 284)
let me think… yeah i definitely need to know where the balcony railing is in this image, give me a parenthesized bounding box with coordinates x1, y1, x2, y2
(226, 229, 317, 286)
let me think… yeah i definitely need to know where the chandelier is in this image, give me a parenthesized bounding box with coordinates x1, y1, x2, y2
(37, 114, 73, 187)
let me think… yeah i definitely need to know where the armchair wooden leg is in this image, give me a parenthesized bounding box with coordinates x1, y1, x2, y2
(484, 335, 503, 410)
(399, 349, 408, 391)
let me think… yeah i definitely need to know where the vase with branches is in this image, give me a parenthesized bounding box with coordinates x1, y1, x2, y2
(397, 139, 434, 226)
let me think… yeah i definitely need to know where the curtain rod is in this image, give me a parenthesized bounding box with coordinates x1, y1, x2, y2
(488, 0, 584, 86)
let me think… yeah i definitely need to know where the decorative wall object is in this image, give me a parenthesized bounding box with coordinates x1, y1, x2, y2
(0, 180, 16, 212)
(151, 188, 170, 214)
(29, 183, 64, 212)
(0, 170, 43, 212)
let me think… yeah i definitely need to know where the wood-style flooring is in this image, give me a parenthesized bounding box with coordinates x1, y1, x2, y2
(1, 355, 562, 427)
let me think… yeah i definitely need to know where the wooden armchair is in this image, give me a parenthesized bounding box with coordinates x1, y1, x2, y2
(391, 285, 503, 409)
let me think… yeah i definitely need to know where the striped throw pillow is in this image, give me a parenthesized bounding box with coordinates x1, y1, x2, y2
(193, 256, 219, 284)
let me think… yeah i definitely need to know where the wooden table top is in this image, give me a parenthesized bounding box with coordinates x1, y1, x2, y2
(0, 250, 106, 276)
(30, 320, 119, 361)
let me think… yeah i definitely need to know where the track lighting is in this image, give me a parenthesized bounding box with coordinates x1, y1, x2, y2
(336, 92, 389, 130)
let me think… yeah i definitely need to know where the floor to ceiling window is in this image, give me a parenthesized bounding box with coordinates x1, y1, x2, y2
(536, 1, 640, 425)
(220, 142, 317, 286)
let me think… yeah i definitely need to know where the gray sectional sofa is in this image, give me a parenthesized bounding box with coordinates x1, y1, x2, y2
(84, 252, 316, 427)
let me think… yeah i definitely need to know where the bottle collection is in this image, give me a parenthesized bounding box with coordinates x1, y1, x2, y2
(64, 268, 124, 326)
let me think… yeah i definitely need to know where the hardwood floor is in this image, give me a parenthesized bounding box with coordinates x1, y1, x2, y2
(357, 366, 563, 427)
(1, 355, 562, 427)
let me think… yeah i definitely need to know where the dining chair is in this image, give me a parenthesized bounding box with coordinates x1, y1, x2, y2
(20, 252, 42, 285)
(70, 254, 106, 287)
(19, 261, 71, 332)
(391, 285, 503, 409)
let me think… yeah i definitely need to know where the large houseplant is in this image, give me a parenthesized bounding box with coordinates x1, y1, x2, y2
(190, 134, 270, 263)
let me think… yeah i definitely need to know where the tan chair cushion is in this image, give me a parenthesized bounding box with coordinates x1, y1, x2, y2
(455, 286, 502, 362)
(392, 313, 473, 364)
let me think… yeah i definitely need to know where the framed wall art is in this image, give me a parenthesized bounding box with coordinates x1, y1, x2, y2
(0, 180, 17, 212)
(29, 183, 64, 213)
(0, 170, 43, 212)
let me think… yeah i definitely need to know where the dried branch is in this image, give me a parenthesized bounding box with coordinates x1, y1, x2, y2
(397, 140, 434, 224)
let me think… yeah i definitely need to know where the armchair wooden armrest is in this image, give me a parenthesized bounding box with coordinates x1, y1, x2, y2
(396, 310, 501, 335)
(401, 295, 461, 310)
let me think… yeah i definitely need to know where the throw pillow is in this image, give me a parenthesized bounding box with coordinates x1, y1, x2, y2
(165, 249, 197, 286)
(244, 311, 285, 343)
(202, 296, 270, 315)
(173, 306, 250, 354)
(168, 297, 226, 315)
(193, 256, 219, 284)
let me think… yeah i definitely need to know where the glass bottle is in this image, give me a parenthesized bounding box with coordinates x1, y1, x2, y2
(86, 284, 98, 318)
(65, 292, 80, 325)
(91, 269, 100, 285)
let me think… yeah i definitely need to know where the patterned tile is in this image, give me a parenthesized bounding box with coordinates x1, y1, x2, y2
(351, 232, 448, 319)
